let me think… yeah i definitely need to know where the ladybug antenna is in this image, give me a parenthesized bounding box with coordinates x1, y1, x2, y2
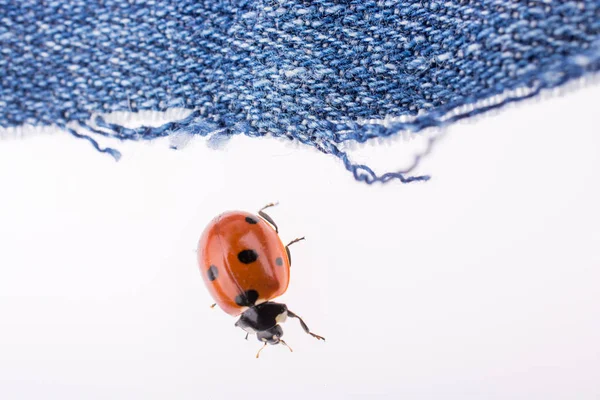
(256, 343, 268, 359)
(280, 339, 293, 353)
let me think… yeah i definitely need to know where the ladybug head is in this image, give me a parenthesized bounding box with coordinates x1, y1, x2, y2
(256, 324, 284, 345)
(235, 301, 323, 357)
(255, 324, 293, 357)
(235, 301, 289, 341)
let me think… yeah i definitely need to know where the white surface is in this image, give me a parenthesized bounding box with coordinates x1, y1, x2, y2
(1, 84, 599, 399)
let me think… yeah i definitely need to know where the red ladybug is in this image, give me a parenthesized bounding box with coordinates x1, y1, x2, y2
(197, 203, 324, 357)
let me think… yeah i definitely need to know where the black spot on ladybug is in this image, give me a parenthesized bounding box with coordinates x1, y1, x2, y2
(207, 265, 218, 281)
(235, 289, 259, 307)
(238, 249, 258, 264)
(245, 216, 258, 224)
(275, 257, 283, 266)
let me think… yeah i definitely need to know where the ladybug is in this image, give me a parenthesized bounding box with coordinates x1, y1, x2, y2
(197, 203, 324, 357)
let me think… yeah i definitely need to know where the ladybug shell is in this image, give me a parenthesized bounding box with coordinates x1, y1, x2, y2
(197, 211, 290, 316)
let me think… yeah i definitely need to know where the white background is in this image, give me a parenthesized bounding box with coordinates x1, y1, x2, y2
(1, 83, 599, 399)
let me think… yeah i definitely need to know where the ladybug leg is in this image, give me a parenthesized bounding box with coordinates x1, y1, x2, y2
(258, 203, 279, 233)
(255, 342, 268, 358)
(286, 237, 305, 247)
(210, 303, 216, 308)
(245, 333, 249, 340)
(259, 202, 279, 211)
(285, 237, 305, 266)
(287, 310, 325, 341)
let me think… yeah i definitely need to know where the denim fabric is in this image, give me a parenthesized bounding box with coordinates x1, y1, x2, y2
(1, 1, 599, 183)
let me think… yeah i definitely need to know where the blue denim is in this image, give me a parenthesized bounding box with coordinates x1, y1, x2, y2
(1, 1, 599, 183)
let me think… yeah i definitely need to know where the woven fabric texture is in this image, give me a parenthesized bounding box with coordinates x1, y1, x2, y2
(1, 1, 599, 183)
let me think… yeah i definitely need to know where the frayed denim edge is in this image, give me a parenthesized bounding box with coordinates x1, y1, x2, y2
(40, 47, 600, 184)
